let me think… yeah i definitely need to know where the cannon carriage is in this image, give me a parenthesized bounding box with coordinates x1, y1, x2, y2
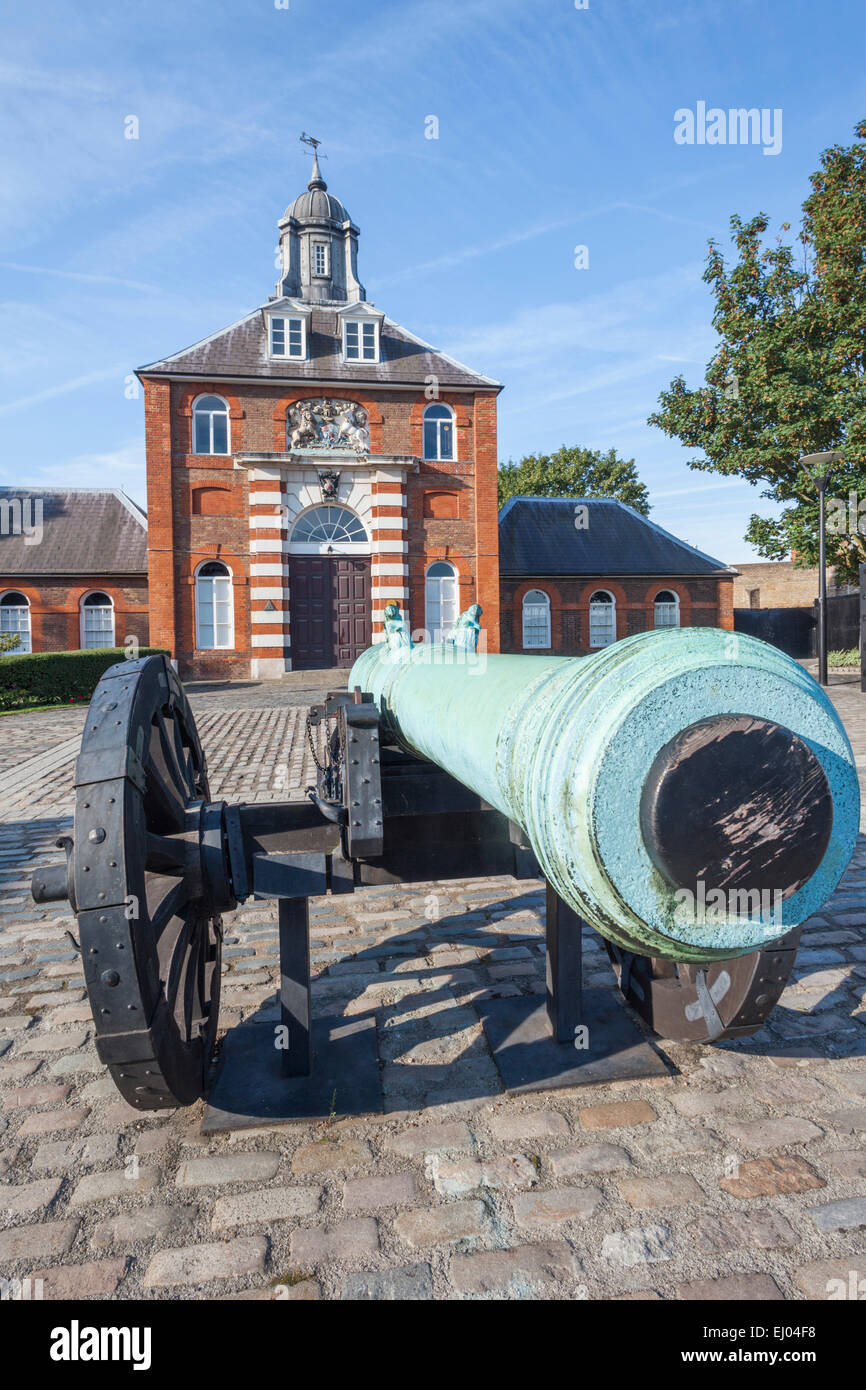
(31, 610, 859, 1124)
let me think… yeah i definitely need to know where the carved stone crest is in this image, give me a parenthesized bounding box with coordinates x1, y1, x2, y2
(287, 399, 369, 453)
(318, 469, 341, 501)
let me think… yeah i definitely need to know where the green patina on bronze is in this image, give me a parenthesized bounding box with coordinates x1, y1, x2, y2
(350, 609, 859, 964)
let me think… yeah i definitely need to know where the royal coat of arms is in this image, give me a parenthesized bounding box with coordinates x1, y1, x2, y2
(287, 399, 370, 453)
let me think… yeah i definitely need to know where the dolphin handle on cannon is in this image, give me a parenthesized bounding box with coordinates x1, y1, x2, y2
(30, 606, 860, 1121)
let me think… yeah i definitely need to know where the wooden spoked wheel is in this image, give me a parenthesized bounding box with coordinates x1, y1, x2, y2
(73, 655, 225, 1109)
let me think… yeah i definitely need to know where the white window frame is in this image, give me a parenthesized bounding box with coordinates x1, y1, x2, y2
(288, 505, 371, 555)
(80, 591, 115, 650)
(312, 241, 330, 277)
(425, 562, 459, 644)
(588, 590, 616, 648)
(269, 315, 306, 360)
(423, 403, 456, 461)
(522, 590, 551, 649)
(343, 319, 379, 363)
(653, 590, 680, 629)
(192, 394, 230, 455)
(0, 590, 31, 654)
(195, 561, 235, 651)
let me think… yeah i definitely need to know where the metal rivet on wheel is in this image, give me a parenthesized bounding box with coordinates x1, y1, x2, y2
(88, 827, 106, 843)
(101, 969, 120, 987)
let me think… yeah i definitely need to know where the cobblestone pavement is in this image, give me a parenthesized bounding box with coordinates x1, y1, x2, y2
(0, 672, 344, 823)
(1, 669, 865, 1300)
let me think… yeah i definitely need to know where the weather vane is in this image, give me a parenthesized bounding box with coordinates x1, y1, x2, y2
(300, 132, 327, 161)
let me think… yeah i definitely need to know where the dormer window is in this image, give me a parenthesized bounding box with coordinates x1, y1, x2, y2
(312, 242, 329, 277)
(270, 315, 306, 359)
(344, 320, 379, 363)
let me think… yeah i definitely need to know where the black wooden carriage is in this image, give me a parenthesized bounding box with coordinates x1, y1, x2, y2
(31, 656, 800, 1125)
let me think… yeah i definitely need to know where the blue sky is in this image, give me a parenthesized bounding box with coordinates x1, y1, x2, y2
(1, 0, 864, 562)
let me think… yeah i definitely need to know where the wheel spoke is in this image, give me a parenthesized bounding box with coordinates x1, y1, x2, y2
(149, 874, 194, 944)
(161, 907, 209, 1043)
(164, 706, 198, 802)
(145, 832, 189, 876)
(155, 708, 194, 803)
(143, 729, 188, 832)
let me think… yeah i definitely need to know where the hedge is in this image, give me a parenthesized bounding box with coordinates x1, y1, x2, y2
(0, 648, 170, 711)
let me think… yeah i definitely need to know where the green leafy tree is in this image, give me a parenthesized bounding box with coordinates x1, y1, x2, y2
(498, 445, 650, 513)
(0, 634, 20, 655)
(649, 120, 866, 584)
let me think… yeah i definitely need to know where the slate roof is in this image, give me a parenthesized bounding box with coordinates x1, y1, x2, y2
(0, 488, 147, 576)
(498, 497, 735, 577)
(137, 307, 500, 390)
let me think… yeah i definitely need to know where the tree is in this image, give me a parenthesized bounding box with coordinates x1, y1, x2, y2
(0, 634, 20, 655)
(497, 445, 650, 513)
(648, 120, 866, 584)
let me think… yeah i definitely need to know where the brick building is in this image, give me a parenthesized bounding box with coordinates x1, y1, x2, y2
(731, 559, 844, 609)
(137, 152, 502, 679)
(0, 488, 149, 655)
(498, 496, 735, 653)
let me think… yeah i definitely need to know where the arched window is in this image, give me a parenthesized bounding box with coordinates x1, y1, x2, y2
(588, 590, 616, 648)
(522, 589, 551, 649)
(195, 561, 234, 650)
(290, 506, 368, 548)
(425, 561, 458, 643)
(0, 591, 31, 654)
(192, 395, 230, 455)
(423, 403, 455, 461)
(654, 589, 680, 629)
(81, 592, 115, 649)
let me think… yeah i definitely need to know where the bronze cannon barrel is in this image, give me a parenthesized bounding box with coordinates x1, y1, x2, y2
(351, 626, 858, 964)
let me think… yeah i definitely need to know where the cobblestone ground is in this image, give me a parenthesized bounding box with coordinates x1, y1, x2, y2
(1, 669, 865, 1301)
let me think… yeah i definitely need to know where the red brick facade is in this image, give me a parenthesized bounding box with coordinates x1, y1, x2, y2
(0, 577, 150, 653)
(500, 575, 735, 654)
(142, 378, 501, 679)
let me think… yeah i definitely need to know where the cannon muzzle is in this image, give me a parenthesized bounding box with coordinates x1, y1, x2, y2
(350, 626, 859, 964)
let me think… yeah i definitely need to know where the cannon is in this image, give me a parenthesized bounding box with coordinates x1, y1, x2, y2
(30, 610, 858, 1121)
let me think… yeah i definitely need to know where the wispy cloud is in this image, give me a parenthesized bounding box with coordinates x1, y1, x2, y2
(0, 58, 108, 98)
(0, 368, 125, 416)
(377, 200, 716, 290)
(0, 441, 146, 503)
(375, 216, 579, 288)
(445, 262, 705, 367)
(0, 262, 161, 293)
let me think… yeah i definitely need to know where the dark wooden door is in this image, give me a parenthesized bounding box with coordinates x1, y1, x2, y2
(333, 557, 371, 666)
(289, 555, 371, 669)
(289, 556, 332, 669)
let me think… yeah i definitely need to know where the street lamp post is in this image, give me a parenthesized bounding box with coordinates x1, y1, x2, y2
(800, 450, 843, 687)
